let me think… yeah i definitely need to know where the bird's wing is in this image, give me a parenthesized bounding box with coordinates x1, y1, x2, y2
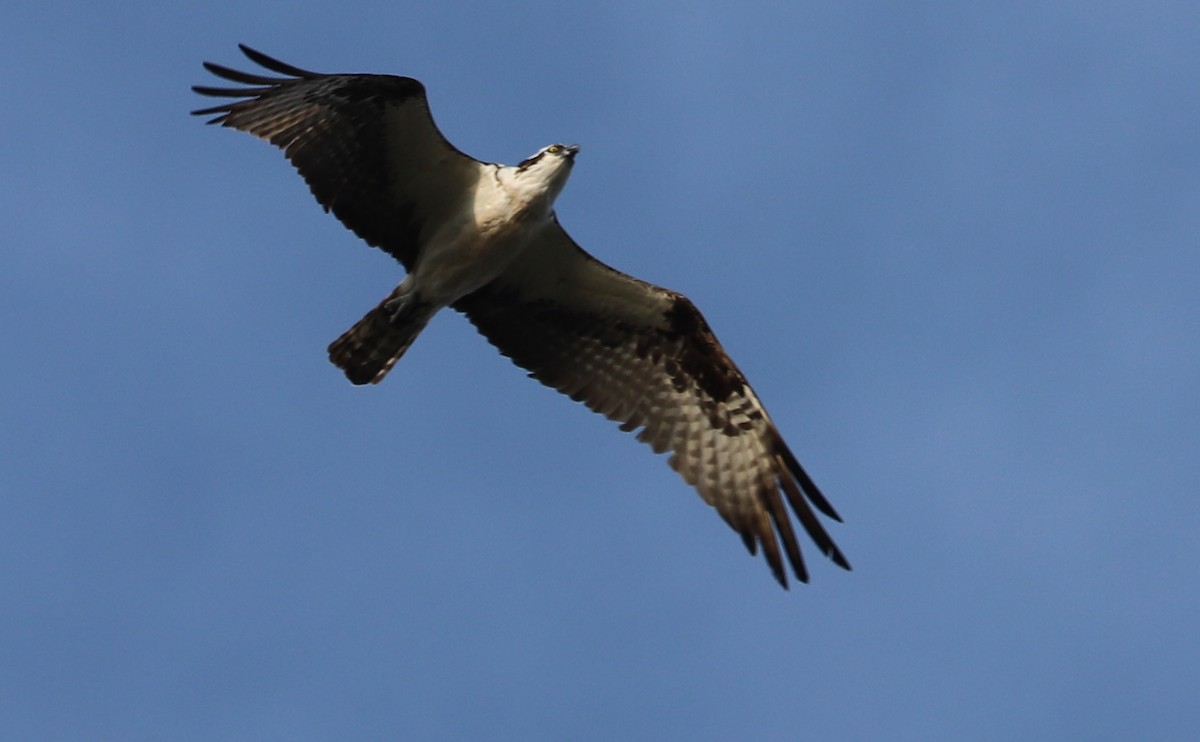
(192, 44, 483, 270)
(453, 220, 849, 587)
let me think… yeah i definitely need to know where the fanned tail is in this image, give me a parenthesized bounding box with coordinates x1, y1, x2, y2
(328, 287, 434, 385)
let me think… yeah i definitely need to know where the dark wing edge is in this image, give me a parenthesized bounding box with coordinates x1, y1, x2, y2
(190, 45, 479, 269)
(190, 44, 324, 122)
(455, 225, 850, 588)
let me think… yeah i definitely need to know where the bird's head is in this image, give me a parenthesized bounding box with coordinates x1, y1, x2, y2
(512, 143, 580, 204)
(517, 143, 580, 171)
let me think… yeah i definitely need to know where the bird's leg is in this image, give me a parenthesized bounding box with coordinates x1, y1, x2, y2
(382, 280, 419, 324)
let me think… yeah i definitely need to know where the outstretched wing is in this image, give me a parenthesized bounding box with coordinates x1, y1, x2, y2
(191, 44, 483, 269)
(454, 222, 850, 587)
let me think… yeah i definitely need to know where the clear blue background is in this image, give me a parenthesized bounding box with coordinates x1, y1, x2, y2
(3, 2, 1197, 740)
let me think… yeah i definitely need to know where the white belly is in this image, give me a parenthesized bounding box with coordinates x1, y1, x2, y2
(410, 201, 548, 305)
(407, 160, 562, 305)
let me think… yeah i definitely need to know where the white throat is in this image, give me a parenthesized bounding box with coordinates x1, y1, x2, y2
(495, 162, 571, 221)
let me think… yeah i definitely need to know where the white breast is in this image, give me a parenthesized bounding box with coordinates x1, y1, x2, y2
(407, 164, 555, 304)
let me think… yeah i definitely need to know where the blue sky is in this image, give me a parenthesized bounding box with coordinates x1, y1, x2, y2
(3, 2, 1198, 739)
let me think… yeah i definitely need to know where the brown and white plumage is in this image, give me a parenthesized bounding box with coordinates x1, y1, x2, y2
(192, 45, 850, 587)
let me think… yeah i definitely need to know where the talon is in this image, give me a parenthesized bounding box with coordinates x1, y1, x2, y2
(383, 289, 414, 322)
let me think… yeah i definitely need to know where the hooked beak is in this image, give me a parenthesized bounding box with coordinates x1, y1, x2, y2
(563, 144, 581, 159)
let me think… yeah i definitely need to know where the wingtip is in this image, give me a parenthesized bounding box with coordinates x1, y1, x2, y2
(769, 559, 791, 590)
(187, 99, 230, 123)
(821, 499, 845, 523)
(235, 43, 322, 79)
(829, 547, 852, 572)
(237, 43, 269, 65)
(775, 438, 844, 522)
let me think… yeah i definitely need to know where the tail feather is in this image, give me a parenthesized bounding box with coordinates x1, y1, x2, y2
(328, 288, 433, 385)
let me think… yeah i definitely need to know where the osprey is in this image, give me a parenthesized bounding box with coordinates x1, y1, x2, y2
(192, 45, 850, 588)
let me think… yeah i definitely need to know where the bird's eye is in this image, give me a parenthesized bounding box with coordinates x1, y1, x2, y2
(547, 145, 562, 154)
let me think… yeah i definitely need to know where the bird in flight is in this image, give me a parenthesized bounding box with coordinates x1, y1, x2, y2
(192, 45, 850, 588)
